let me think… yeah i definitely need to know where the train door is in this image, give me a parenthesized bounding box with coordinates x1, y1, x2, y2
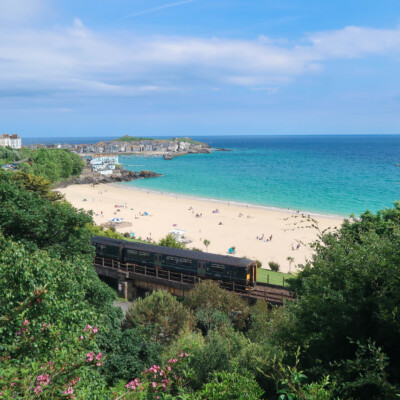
(154, 253, 162, 268)
(197, 261, 206, 276)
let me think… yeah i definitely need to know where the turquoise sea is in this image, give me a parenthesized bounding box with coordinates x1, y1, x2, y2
(118, 135, 400, 217)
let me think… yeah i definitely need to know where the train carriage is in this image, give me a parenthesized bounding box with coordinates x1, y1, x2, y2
(91, 236, 257, 288)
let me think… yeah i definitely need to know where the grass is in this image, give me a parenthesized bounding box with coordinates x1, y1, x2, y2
(257, 268, 293, 287)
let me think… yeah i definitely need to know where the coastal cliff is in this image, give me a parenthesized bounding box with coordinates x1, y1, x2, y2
(55, 169, 162, 188)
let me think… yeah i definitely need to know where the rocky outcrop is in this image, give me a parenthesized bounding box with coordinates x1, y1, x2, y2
(55, 169, 162, 188)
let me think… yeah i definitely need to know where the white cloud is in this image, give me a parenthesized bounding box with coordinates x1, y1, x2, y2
(0, 21, 399, 101)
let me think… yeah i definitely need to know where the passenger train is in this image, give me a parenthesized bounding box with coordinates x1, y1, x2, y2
(91, 236, 257, 288)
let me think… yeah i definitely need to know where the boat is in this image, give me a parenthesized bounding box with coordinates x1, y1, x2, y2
(163, 153, 173, 160)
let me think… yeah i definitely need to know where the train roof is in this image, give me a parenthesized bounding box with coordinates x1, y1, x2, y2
(91, 235, 254, 268)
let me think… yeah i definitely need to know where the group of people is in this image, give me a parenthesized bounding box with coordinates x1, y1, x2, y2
(256, 234, 273, 242)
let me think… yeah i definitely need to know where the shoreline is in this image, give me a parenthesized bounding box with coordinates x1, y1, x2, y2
(113, 181, 348, 220)
(58, 183, 344, 274)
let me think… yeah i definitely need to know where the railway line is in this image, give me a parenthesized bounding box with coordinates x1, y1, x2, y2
(94, 256, 294, 305)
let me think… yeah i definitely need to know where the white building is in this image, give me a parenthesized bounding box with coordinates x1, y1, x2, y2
(0, 134, 22, 149)
(90, 156, 119, 172)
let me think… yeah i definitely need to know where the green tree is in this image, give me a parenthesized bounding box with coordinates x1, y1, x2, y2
(159, 233, 186, 249)
(274, 203, 400, 399)
(30, 148, 84, 183)
(203, 239, 210, 252)
(184, 281, 250, 331)
(0, 171, 93, 258)
(123, 291, 195, 344)
(11, 170, 63, 201)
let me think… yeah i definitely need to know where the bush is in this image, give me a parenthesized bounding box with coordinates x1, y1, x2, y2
(123, 291, 194, 344)
(184, 281, 250, 331)
(255, 259, 262, 269)
(268, 261, 280, 272)
(196, 371, 264, 400)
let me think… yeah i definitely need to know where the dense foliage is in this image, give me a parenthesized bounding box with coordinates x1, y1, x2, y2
(27, 148, 84, 182)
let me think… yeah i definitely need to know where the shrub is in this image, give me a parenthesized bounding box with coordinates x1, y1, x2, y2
(255, 259, 262, 269)
(197, 370, 263, 399)
(184, 281, 250, 331)
(123, 291, 194, 344)
(268, 261, 280, 272)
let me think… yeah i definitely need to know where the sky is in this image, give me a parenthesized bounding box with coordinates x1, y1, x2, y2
(1, 0, 400, 137)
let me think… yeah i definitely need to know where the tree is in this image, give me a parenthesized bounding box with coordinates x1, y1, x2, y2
(30, 148, 84, 183)
(274, 203, 400, 399)
(0, 171, 93, 258)
(184, 281, 250, 331)
(203, 239, 210, 252)
(159, 233, 186, 249)
(11, 170, 63, 201)
(123, 291, 194, 344)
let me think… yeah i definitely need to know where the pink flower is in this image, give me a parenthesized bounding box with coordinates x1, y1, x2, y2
(125, 378, 140, 390)
(79, 336, 84, 340)
(42, 323, 47, 328)
(96, 362, 101, 367)
(86, 352, 94, 362)
(95, 352, 102, 361)
(11, 382, 16, 387)
(23, 320, 29, 326)
(167, 366, 171, 371)
(34, 385, 43, 395)
(93, 326, 98, 333)
(84, 325, 92, 332)
(16, 330, 22, 336)
(63, 387, 74, 395)
(151, 382, 157, 388)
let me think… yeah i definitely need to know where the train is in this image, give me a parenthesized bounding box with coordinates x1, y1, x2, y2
(91, 236, 258, 288)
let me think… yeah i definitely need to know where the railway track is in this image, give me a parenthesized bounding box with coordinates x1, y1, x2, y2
(250, 282, 294, 303)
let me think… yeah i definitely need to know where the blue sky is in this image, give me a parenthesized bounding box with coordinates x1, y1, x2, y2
(1, 0, 400, 137)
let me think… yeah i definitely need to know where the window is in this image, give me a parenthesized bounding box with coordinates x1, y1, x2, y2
(127, 249, 138, 256)
(139, 251, 149, 257)
(166, 256, 178, 263)
(97, 244, 106, 251)
(212, 263, 225, 271)
(180, 258, 192, 267)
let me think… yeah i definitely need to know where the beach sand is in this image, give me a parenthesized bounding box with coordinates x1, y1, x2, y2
(58, 183, 344, 274)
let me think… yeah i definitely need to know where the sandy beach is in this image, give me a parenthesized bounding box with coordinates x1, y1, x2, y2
(59, 183, 344, 274)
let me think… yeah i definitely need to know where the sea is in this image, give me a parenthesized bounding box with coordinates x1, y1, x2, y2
(25, 135, 400, 217)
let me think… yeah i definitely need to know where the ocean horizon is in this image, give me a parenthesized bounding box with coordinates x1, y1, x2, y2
(24, 134, 400, 217)
(119, 135, 400, 217)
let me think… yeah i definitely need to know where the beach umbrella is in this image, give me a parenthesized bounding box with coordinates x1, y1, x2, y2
(109, 217, 124, 223)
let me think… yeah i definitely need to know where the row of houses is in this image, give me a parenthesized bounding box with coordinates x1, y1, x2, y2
(78, 139, 200, 154)
(25, 138, 205, 155)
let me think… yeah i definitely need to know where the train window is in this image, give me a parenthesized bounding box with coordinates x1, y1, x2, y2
(96, 244, 106, 251)
(166, 256, 178, 263)
(126, 249, 138, 256)
(180, 258, 192, 267)
(139, 251, 149, 257)
(212, 264, 225, 271)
